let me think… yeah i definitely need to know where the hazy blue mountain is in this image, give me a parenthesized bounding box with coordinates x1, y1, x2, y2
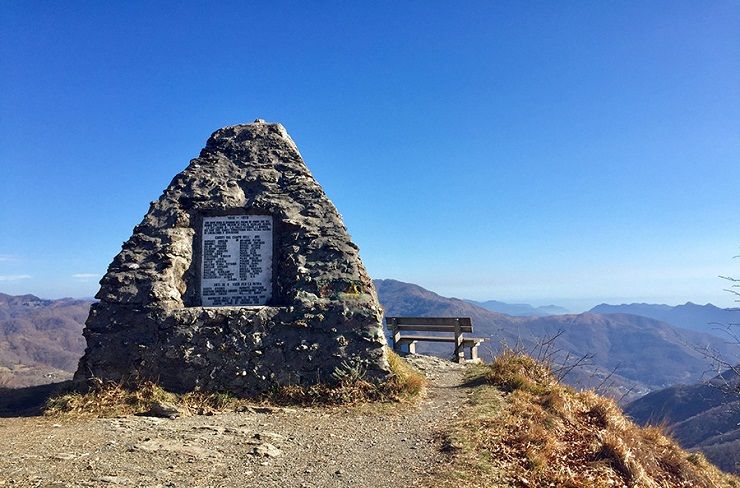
(467, 299, 569, 316)
(626, 369, 740, 473)
(374, 279, 511, 324)
(590, 302, 738, 338)
(375, 279, 738, 401)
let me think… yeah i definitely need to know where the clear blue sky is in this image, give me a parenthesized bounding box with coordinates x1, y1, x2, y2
(1, 1, 739, 311)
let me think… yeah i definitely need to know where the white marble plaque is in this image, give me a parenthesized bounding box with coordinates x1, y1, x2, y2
(200, 215, 273, 307)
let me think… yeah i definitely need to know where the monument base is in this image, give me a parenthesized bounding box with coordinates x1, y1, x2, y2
(77, 298, 386, 395)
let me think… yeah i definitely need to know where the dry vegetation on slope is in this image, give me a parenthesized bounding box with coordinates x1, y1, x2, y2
(0, 293, 91, 387)
(434, 351, 738, 488)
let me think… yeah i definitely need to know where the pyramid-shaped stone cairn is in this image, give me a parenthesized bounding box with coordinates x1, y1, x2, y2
(74, 120, 389, 394)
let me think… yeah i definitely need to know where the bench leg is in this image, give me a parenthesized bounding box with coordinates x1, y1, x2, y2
(454, 321, 464, 363)
(470, 344, 479, 362)
(407, 341, 416, 355)
(454, 343, 464, 363)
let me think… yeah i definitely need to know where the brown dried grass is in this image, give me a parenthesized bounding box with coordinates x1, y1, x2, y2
(43, 381, 246, 417)
(45, 349, 425, 416)
(0, 372, 14, 389)
(433, 350, 739, 488)
(265, 349, 425, 406)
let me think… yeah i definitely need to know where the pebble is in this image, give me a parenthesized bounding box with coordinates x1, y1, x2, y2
(249, 442, 282, 458)
(95, 476, 129, 484)
(51, 452, 77, 461)
(142, 402, 182, 419)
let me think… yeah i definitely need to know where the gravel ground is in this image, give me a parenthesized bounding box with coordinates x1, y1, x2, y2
(0, 355, 471, 488)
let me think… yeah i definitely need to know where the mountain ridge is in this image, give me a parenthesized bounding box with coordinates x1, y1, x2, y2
(375, 279, 738, 399)
(0, 292, 93, 387)
(465, 299, 569, 316)
(590, 301, 738, 338)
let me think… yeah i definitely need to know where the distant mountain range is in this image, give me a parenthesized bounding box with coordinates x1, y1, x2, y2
(0, 293, 92, 387)
(375, 279, 738, 400)
(465, 299, 569, 316)
(590, 302, 738, 338)
(2, 285, 737, 397)
(626, 369, 740, 473)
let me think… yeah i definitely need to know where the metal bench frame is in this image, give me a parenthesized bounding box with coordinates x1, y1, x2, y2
(386, 317, 485, 363)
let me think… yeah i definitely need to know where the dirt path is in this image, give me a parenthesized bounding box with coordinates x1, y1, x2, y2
(0, 356, 470, 488)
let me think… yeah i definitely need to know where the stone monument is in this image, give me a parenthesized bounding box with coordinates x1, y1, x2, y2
(74, 120, 389, 394)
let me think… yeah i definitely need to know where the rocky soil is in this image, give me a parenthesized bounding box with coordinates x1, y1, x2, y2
(0, 355, 470, 488)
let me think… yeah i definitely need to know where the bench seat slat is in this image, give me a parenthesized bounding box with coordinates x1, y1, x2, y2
(396, 335, 486, 344)
(390, 324, 473, 333)
(386, 317, 472, 327)
(396, 335, 456, 343)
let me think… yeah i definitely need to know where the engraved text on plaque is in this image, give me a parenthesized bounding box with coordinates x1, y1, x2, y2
(200, 215, 273, 306)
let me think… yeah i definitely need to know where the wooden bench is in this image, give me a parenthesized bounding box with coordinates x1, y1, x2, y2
(386, 317, 485, 363)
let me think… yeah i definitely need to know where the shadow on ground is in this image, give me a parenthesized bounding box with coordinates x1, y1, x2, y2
(0, 381, 72, 417)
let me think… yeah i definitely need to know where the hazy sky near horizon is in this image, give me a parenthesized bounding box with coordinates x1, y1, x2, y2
(1, 1, 739, 311)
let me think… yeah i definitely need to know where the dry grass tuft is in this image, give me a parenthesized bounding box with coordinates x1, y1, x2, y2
(267, 348, 425, 406)
(433, 350, 739, 488)
(43, 381, 254, 417)
(45, 349, 425, 416)
(486, 350, 555, 394)
(0, 374, 13, 389)
(594, 431, 642, 483)
(386, 348, 426, 397)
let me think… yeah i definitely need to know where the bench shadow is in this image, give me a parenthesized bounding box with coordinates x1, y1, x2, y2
(0, 381, 73, 417)
(457, 374, 489, 388)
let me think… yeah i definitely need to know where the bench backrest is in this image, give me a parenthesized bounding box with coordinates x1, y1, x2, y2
(385, 316, 473, 333)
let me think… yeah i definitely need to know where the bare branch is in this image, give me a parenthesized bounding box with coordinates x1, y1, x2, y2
(595, 362, 622, 393)
(552, 352, 595, 381)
